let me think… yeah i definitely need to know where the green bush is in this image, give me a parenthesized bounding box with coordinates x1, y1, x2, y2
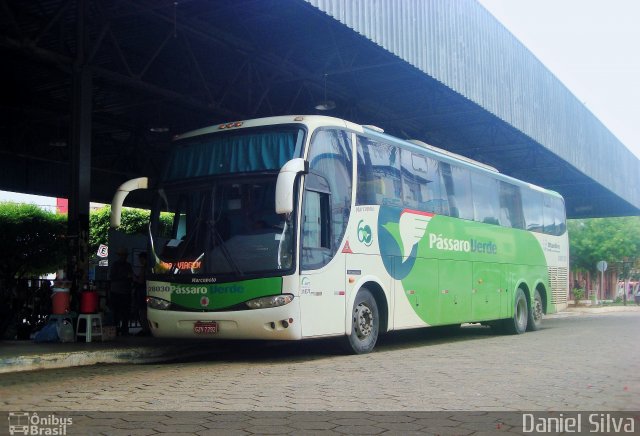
(89, 206, 153, 254)
(0, 202, 67, 280)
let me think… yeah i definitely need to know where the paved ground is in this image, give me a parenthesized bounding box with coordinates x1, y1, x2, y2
(1, 312, 639, 434)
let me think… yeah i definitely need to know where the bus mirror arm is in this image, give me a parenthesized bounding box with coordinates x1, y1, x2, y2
(110, 177, 149, 228)
(275, 158, 309, 215)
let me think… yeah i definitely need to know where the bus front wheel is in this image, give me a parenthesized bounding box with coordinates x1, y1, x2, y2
(343, 288, 379, 354)
(501, 288, 528, 334)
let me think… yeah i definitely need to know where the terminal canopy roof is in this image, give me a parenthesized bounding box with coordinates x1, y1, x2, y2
(0, 0, 638, 218)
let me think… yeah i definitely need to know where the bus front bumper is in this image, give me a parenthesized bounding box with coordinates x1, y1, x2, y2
(147, 301, 302, 340)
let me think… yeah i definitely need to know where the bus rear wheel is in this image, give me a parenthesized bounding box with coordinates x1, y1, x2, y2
(343, 288, 379, 354)
(500, 288, 528, 334)
(527, 289, 543, 331)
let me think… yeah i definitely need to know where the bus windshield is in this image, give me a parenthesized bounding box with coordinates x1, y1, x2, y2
(149, 125, 305, 278)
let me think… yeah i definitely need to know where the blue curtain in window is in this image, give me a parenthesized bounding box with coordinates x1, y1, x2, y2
(167, 131, 297, 180)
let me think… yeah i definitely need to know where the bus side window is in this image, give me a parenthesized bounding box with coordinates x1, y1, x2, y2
(401, 150, 442, 213)
(544, 195, 566, 236)
(303, 129, 353, 270)
(471, 172, 500, 225)
(499, 181, 524, 229)
(543, 195, 555, 235)
(301, 189, 331, 268)
(356, 136, 402, 207)
(522, 188, 543, 233)
(356, 142, 374, 205)
(553, 197, 567, 235)
(440, 162, 473, 220)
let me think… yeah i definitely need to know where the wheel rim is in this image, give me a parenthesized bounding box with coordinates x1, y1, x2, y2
(533, 296, 543, 322)
(515, 296, 527, 330)
(353, 302, 373, 340)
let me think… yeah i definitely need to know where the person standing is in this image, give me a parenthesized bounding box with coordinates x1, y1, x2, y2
(134, 252, 151, 335)
(109, 248, 133, 336)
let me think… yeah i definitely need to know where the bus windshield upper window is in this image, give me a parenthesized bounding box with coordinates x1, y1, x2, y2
(166, 126, 304, 181)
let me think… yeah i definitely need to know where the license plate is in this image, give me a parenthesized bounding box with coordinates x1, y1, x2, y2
(193, 321, 218, 334)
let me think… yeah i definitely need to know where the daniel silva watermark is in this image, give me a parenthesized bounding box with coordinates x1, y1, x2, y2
(522, 412, 637, 433)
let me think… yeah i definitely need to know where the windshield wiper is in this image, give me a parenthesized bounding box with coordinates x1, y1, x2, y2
(211, 225, 244, 277)
(210, 185, 244, 277)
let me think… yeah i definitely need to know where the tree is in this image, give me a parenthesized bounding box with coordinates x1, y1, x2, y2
(0, 202, 67, 281)
(89, 206, 152, 254)
(568, 217, 640, 276)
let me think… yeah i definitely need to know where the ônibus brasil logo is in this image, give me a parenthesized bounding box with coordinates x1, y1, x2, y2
(357, 220, 373, 246)
(8, 412, 73, 435)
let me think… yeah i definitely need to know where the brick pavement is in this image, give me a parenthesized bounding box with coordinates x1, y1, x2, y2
(1, 312, 639, 434)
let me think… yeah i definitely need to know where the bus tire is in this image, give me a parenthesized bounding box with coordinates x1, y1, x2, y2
(527, 289, 543, 331)
(502, 288, 528, 335)
(343, 288, 379, 354)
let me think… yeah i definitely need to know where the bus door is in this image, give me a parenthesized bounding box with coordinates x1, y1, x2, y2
(298, 129, 353, 337)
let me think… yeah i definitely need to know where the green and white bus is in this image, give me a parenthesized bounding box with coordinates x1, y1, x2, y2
(111, 115, 568, 353)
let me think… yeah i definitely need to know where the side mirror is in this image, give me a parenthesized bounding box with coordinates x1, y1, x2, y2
(275, 158, 308, 214)
(110, 177, 148, 228)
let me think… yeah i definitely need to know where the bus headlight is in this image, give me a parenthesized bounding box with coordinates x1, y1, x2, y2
(245, 294, 294, 310)
(147, 296, 171, 310)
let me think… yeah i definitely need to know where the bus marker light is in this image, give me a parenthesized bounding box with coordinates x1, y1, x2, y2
(342, 241, 353, 253)
(289, 318, 294, 323)
(348, 277, 355, 284)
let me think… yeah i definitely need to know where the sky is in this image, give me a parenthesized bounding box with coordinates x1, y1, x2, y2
(0, 191, 57, 211)
(478, 0, 640, 159)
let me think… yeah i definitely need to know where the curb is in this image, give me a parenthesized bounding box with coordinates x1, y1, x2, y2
(565, 306, 640, 314)
(0, 343, 213, 374)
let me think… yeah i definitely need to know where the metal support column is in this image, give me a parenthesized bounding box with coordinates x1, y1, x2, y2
(68, 0, 92, 297)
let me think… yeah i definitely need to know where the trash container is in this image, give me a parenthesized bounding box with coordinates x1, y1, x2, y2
(51, 287, 70, 314)
(79, 290, 99, 314)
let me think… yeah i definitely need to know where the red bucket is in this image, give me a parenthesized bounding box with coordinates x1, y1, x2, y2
(51, 289, 70, 315)
(80, 290, 99, 314)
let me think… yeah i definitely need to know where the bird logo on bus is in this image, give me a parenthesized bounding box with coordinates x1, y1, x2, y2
(357, 220, 373, 246)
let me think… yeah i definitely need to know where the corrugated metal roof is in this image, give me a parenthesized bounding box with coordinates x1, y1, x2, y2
(306, 0, 640, 212)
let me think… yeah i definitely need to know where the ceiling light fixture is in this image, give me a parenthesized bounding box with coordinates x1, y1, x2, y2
(315, 73, 336, 111)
